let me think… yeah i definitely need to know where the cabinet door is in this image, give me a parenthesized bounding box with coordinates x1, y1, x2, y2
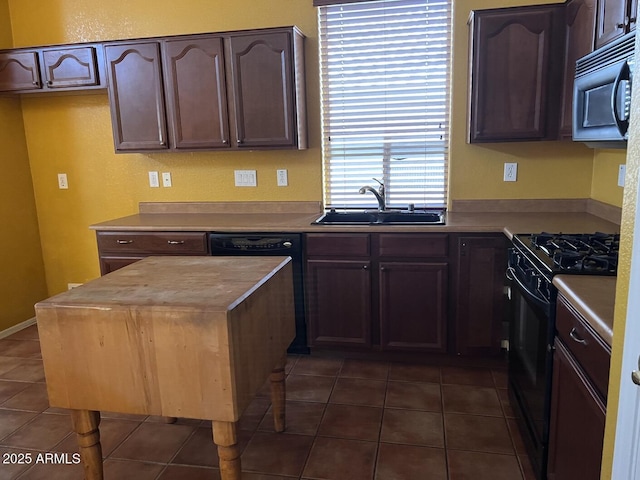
(105, 42, 168, 152)
(0, 51, 41, 92)
(306, 259, 372, 347)
(229, 31, 297, 148)
(379, 262, 448, 352)
(41, 46, 100, 89)
(560, 0, 597, 139)
(454, 235, 507, 356)
(163, 37, 230, 149)
(547, 340, 606, 480)
(469, 6, 563, 142)
(595, 0, 628, 48)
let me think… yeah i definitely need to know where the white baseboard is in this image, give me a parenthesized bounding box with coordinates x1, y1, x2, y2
(0, 317, 37, 340)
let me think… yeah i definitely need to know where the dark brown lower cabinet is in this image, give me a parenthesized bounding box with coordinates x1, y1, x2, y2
(453, 235, 507, 356)
(306, 259, 372, 347)
(305, 233, 449, 352)
(547, 340, 606, 480)
(547, 296, 610, 480)
(379, 261, 447, 352)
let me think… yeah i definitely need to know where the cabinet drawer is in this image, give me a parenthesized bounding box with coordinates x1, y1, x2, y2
(305, 233, 370, 257)
(378, 233, 448, 258)
(96, 231, 208, 255)
(556, 297, 611, 399)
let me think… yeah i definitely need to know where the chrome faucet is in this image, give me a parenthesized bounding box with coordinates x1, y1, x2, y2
(358, 178, 386, 211)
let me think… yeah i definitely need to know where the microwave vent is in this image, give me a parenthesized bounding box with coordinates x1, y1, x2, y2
(576, 31, 635, 77)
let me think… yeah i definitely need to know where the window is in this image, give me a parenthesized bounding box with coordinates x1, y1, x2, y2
(318, 0, 452, 209)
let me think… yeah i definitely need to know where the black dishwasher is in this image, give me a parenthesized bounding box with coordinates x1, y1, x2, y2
(209, 233, 309, 354)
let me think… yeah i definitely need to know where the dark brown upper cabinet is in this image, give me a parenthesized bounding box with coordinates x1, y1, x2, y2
(468, 4, 565, 143)
(162, 36, 230, 150)
(0, 45, 104, 94)
(560, 0, 597, 139)
(0, 51, 40, 92)
(229, 30, 307, 149)
(104, 41, 169, 152)
(595, 0, 637, 49)
(104, 27, 307, 153)
(41, 46, 102, 89)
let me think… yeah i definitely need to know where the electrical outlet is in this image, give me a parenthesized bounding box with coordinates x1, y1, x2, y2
(57, 173, 68, 189)
(234, 170, 257, 187)
(149, 171, 160, 188)
(618, 164, 626, 187)
(504, 163, 518, 182)
(162, 172, 172, 187)
(277, 169, 288, 187)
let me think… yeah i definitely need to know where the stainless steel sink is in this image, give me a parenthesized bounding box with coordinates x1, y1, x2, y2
(312, 209, 446, 225)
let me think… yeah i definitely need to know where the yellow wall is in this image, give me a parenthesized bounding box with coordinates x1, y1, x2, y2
(592, 149, 626, 207)
(0, 0, 628, 303)
(0, 0, 48, 331)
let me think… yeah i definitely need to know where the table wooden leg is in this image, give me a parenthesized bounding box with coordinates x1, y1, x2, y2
(270, 355, 286, 433)
(212, 421, 241, 480)
(70, 409, 103, 480)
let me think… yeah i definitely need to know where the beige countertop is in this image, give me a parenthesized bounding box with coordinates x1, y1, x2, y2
(90, 202, 620, 237)
(553, 275, 616, 347)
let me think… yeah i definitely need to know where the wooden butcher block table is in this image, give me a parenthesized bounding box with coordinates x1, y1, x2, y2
(35, 256, 295, 480)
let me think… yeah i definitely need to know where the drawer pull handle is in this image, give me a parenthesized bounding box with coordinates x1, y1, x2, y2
(167, 240, 185, 245)
(116, 239, 133, 244)
(569, 328, 587, 345)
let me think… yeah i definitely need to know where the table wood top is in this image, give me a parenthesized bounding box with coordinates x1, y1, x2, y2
(36, 256, 293, 311)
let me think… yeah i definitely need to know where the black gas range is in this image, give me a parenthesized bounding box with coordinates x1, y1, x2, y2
(512, 232, 619, 280)
(506, 231, 619, 480)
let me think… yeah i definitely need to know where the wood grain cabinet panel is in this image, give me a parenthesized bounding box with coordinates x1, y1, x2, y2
(595, 0, 634, 48)
(306, 259, 372, 347)
(547, 294, 610, 479)
(41, 46, 101, 89)
(468, 5, 564, 142)
(0, 51, 41, 92)
(547, 340, 606, 480)
(105, 42, 169, 152)
(379, 262, 447, 352)
(96, 231, 208, 276)
(560, 0, 597, 139)
(162, 36, 230, 149)
(229, 30, 307, 149)
(453, 235, 507, 356)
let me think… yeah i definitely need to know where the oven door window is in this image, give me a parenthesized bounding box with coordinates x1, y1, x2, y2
(509, 282, 551, 444)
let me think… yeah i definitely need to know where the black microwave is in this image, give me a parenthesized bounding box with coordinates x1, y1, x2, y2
(573, 31, 634, 149)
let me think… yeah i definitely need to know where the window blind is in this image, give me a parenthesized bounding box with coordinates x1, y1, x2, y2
(318, 0, 452, 208)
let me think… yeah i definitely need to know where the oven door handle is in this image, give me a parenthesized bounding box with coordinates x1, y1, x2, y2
(506, 266, 551, 309)
(612, 61, 631, 137)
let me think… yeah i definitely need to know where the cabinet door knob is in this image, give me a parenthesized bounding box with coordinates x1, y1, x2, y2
(362, 265, 368, 270)
(237, 139, 243, 144)
(47, 80, 53, 85)
(617, 22, 626, 29)
(222, 139, 228, 144)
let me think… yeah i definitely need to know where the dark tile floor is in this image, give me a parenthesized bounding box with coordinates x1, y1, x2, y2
(0, 324, 536, 479)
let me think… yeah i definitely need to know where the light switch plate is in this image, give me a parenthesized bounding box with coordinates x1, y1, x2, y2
(618, 164, 626, 187)
(234, 170, 257, 187)
(277, 169, 288, 187)
(149, 171, 160, 188)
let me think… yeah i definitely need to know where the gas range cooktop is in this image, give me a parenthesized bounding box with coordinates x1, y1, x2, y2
(512, 232, 620, 277)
